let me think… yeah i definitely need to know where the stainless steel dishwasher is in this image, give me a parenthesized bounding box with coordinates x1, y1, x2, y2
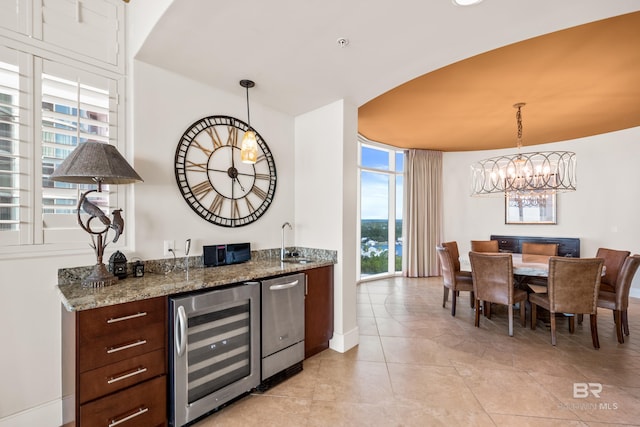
(260, 272, 305, 385)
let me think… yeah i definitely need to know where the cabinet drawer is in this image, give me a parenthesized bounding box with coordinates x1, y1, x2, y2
(79, 349, 166, 404)
(79, 320, 166, 372)
(78, 297, 166, 341)
(80, 376, 166, 427)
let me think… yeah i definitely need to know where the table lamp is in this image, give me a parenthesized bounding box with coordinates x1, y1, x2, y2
(50, 141, 143, 287)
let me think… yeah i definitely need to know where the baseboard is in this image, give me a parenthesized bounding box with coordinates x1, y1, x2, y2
(329, 325, 359, 353)
(0, 399, 62, 427)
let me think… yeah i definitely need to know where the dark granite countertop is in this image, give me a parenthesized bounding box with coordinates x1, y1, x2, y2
(58, 251, 335, 312)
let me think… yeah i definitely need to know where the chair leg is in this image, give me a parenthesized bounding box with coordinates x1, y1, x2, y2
(550, 314, 557, 346)
(451, 291, 457, 316)
(470, 291, 475, 308)
(569, 315, 575, 334)
(614, 310, 624, 344)
(622, 310, 630, 336)
(474, 299, 480, 328)
(577, 313, 583, 325)
(590, 313, 600, 349)
(531, 303, 537, 330)
(520, 301, 526, 327)
(486, 302, 492, 319)
(508, 305, 514, 337)
(483, 301, 489, 317)
(442, 287, 449, 308)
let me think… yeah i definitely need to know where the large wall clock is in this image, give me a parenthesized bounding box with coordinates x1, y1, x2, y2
(174, 115, 277, 227)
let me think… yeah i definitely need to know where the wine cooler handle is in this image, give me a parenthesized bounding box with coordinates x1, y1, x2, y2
(175, 305, 187, 357)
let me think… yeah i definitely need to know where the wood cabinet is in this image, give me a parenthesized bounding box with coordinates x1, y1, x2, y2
(63, 296, 167, 426)
(304, 265, 334, 358)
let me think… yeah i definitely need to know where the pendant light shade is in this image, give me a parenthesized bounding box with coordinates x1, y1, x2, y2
(240, 79, 258, 164)
(241, 130, 258, 163)
(470, 103, 577, 197)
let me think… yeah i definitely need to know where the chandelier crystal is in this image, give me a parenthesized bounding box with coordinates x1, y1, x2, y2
(470, 103, 577, 197)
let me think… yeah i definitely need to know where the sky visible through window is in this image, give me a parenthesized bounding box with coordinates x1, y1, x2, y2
(361, 146, 403, 220)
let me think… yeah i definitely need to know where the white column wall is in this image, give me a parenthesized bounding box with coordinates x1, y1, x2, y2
(294, 100, 359, 352)
(443, 126, 640, 296)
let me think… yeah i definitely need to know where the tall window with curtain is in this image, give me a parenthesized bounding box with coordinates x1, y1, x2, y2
(358, 137, 404, 279)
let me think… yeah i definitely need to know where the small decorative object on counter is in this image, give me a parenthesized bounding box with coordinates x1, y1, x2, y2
(108, 251, 128, 279)
(134, 260, 145, 277)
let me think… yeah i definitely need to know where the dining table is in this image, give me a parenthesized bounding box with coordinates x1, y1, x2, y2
(460, 252, 606, 292)
(460, 253, 550, 276)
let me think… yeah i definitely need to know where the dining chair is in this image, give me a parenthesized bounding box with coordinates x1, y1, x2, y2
(597, 254, 640, 343)
(471, 240, 499, 253)
(522, 242, 558, 256)
(529, 257, 604, 349)
(436, 244, 474, 316)
(595, 248, 630, 293)
(469, 252, 528, 336)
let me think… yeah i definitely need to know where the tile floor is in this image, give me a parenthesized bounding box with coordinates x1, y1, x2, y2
(193, 276, 640, 426)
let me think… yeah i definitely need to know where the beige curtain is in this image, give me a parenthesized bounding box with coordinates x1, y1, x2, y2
(403, 149, 443, 277)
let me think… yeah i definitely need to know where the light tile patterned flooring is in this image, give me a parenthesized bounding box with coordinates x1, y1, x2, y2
(193, 276, 640, 426)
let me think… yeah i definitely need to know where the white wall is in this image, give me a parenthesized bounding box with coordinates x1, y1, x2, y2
(294, 100, 359, 352)
(443, 126, 640, 295)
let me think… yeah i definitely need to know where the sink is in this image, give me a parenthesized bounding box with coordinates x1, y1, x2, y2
(282, 258, 313, 264)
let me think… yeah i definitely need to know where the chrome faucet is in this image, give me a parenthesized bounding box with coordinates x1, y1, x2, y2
(281, 222, 292, 261)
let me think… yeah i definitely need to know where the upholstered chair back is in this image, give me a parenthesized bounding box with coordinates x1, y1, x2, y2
(547, 257, 603, 315)
(470, 240, 499, 253)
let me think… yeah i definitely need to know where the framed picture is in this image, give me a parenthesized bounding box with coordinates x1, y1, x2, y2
(505, 191, 557, 224)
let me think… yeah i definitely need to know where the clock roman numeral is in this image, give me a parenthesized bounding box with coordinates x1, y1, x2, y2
(192, 180, 213, 198)
(244, 196, 255, 214)
(192, 140, 212, 156)
(209, 194, 224, 215)
(250, 185, 267, 201)
(227, 126, 239, 147)
(231, 199, 240, 219)
(205, 127, 224, 149)
(186, 160, 208, 172)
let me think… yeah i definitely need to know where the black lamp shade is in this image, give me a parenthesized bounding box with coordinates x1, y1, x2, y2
(50, 141, 143, 185)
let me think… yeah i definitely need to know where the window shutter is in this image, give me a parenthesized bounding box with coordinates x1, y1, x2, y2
(41, 60, 121, 245)
(0, 46, 22, 246)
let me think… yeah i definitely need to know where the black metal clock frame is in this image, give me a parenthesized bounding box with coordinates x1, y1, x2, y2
(174, 115, 277, 227)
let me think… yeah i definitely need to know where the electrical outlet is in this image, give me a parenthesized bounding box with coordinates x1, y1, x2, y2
(163, 240, 175, 256)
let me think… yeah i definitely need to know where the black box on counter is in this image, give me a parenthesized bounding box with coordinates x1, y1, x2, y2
(203, 243, 251, 267)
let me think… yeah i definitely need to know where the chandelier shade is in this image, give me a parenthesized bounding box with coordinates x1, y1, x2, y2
(470, 102, 577, 197)
(470, 150, 577, 196)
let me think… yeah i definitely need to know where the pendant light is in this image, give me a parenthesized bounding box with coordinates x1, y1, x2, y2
(240, 79, 258, 164)
(470, 102, 577, 197)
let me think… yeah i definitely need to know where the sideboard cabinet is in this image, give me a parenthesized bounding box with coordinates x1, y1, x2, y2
(62, 296, 167, 426)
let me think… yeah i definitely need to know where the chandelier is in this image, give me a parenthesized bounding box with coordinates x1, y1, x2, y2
(470, 103, 576, 197)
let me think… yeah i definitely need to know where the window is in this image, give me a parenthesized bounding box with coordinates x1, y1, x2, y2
(358, 137, 404, 279)
(0, 1, 124, 254)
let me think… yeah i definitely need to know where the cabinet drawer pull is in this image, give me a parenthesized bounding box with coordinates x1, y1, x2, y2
(109, 407, 148, 427)
(107, 312, 147, 324)
(107, 367, 148, 384)
(106, 339, 147, 354)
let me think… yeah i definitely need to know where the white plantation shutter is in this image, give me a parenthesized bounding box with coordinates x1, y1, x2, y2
(0, 1, 125, 254)
(41, 60, 121, 244)
(0, 46, 23, 246)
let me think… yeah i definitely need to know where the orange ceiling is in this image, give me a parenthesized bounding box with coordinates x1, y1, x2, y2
(358, 11, 640, 152)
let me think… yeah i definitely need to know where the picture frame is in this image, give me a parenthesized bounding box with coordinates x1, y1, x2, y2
(505, 191, 557, 224)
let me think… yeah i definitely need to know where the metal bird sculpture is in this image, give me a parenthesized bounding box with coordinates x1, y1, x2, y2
(80, 192, 111, 226)
(110, 209, 124, 243)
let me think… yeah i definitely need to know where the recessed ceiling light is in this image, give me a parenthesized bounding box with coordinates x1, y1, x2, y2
(452, 0, 483, 6)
